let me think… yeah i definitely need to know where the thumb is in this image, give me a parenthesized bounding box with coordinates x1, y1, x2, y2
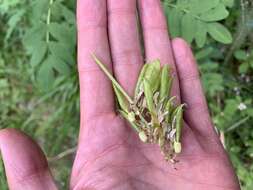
(0, 129, 57, 190)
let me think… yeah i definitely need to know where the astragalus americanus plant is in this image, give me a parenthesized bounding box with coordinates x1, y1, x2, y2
(93, 55, 185, 162)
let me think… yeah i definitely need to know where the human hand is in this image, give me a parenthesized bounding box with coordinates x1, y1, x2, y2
(0, 0, 240, 190)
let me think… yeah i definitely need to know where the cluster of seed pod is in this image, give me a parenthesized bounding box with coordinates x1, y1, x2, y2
(93, 55, 185, 162)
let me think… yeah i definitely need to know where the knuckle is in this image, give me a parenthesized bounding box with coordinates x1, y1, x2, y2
(108, 8, 135, 16)
(112, 49, 142, 64)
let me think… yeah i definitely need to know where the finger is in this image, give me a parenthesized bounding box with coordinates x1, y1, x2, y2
(0, 129, 57, 190)
(107, 0, 143, 96)
(172, 38, 217, 137)
(77, 0, 115, 122)
(137, 0, 180, 99)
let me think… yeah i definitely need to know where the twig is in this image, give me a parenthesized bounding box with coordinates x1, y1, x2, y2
(163, 1, 201, 20)
(225, 116, 250, 133)
(224, 0, 249, 65)
(48, 147, 77, 163)
(46, 0, 54, 43)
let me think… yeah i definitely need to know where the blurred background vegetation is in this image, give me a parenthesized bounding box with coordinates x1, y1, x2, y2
(0, 0, 252, 189)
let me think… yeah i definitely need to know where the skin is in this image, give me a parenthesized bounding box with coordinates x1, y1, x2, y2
(0, 0, 241, 190)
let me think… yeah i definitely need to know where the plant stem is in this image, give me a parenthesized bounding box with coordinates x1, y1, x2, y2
(224, 0, 252, 65)
(92, 54, 134, 104)
(163, 2, 201, 20)
(225, 116, 250, 132)
(46, 0, 54, 43)
(48, 147, 77, 162)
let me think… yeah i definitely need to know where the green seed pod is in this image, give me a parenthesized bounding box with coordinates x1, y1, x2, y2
(174, 141, 182, 153)
(168, 78, 173, 94)
(144, 60, 161, 93)
(128, 112, 135, 122)
(159, 65, 173, 101)
(171, 104, 183, 126)
(143, 79, 156, 114)
(159, 137, 165, 147)
(153, 127, 160, 137)
(175, 105, 184, 143)
(139, 131, 148, 142)
(135, 64, 149, 97)
(165, 96, 176, 123)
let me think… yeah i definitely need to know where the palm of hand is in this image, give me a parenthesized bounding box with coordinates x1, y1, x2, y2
(71, 115, 239, 190)
(0, 1, 240, 190)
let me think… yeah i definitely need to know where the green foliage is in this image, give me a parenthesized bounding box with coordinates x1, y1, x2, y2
(200, 61, 224, 97)
(234, 49, 253, 74)
(0, 159, 7, 190)
(207, 22, 232, 44)
(163, 0, 233, 47)
(23, 0, 76, 91)
(0, 0, 21, 13)
(0, 0, 78, 189)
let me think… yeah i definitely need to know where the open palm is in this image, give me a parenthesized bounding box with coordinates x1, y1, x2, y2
(0, 0, 240, 190)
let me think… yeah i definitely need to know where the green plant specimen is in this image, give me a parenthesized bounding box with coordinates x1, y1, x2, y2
(93, 55, 185, 162)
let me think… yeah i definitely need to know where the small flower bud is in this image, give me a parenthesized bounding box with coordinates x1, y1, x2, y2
(139, 131, 148, 142)
(174, 142, 181, 154)
(128, 112, 135, 122)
